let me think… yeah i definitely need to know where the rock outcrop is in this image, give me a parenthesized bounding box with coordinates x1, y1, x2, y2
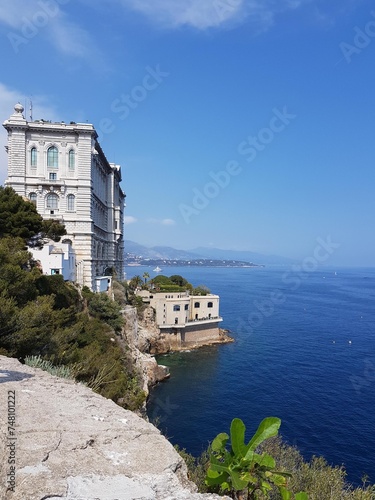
(121, 306, 170, 398)
(0, 355, 229, 500)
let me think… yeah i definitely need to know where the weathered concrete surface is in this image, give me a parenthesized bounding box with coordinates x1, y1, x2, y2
(0, 356, 229, 500)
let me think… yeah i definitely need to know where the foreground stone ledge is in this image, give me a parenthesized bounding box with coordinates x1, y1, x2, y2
(0, 356, 229, 500)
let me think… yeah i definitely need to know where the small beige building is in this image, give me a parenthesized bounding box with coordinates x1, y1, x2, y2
(137, 290, 223, 348)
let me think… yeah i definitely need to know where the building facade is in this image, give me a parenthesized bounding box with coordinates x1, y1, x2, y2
(137, 289, 223, 348)
(3, 103, 125, 290)
(30, 241, 76, 282)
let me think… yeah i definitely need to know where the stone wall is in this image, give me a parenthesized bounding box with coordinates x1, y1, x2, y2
(0, 355, 229, 500)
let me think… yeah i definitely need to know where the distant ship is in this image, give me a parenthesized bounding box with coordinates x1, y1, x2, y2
(153, 266, 162, 272)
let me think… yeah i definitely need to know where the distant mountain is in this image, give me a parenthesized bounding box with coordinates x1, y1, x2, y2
(125, 240, 293, 266)
(125, 241, 202, 260)
(190, 247, 294, 265)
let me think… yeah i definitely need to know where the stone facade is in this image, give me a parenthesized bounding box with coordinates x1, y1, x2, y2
(3, 104, 125, 290)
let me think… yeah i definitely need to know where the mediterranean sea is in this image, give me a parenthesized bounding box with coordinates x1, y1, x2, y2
(125, 265, 375, 485)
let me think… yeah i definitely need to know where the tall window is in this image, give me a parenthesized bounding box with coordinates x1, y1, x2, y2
(67, 194, 75, 211)
(30, 147, 37, 167)
(46, 193, 59, 210)
(68, 149, 75, 169)
(47, 146, 58, 167)
(29, 192, 37, 205)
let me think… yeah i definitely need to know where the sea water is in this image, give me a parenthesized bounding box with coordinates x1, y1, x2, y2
(126, 265, 375, 484)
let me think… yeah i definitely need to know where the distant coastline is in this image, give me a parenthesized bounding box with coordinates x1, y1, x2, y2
(126, 258, 264, 268)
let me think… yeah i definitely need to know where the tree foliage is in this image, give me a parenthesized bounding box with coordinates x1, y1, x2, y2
(0, 186, 66, 245)
(0, 232, 144, 411)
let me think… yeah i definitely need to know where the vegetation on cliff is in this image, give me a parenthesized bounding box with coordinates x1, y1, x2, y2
(128, 272, 211, 295)
(177, 432, 375, 499)
(0, 189, 145, 411)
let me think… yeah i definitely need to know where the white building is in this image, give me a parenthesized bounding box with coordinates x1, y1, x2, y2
(30, 241, 76, 281)
(3, 103, 125, 290)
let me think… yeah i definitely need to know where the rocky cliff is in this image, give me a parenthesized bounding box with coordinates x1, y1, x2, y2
(121, 306, 170, 399)
(0, 355, 229, 500)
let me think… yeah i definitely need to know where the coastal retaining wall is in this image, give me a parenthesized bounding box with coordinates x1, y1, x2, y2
(151, 324, 233, 353)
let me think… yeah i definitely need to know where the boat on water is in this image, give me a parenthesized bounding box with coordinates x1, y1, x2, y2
(153, 266, 162, 272)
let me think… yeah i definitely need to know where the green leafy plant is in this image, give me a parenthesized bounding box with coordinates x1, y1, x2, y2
(205, 417, 307, 499)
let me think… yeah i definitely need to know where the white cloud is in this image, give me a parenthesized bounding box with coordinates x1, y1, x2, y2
(161, 218, 176, 226)
(147, 217, 176, 226)
(125, 215, 138, 225)
(117, 0, 245, 29)
(116, 0, 311, 31)
(0, 0, 95, 59)
(0, 83, 58, 183)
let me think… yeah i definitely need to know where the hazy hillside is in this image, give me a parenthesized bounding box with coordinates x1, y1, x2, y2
(191, 247, 294, 265)
(125, 240, 293, 266)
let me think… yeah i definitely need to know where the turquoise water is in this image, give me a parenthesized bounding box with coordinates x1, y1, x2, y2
(126, 265, 375, 484)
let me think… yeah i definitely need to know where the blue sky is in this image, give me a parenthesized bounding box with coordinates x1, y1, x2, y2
(0, 0, 374, 266)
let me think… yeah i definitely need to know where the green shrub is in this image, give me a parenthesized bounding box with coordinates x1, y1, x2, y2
(25, 355, 74, 379)
(87, 292, 124, 333)
(36, 274, 81, 310)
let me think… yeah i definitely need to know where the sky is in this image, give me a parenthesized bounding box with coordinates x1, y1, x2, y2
(0, 0, 374, 266)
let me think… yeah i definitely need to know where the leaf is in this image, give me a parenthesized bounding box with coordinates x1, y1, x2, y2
(205, 470, 228, 486)
(260, 480, 272, 492)
(246, 417, 281, 455)
(253, 452, 275, 468)
(221, 481, 230, 492)
(295, 493, 308, 500)
(279, 486, 292, 500)
(210, 450, 232, 468)
(229, 469, 249, 491)
(206, 469, 221, 478)
(210, 462, 230, 474)
(230, 418, 247, 457)
(269, 473, 287, 486)
(212, 432, 229, 452)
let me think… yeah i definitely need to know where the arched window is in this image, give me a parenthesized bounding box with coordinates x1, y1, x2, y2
(30, 147, 37, 167)
(68, 149, 75, 169)
(67, 194, 75, 211)
(46, 193, 59, 210)
(194, 302, 200, 308)
(29, 192, 37, 205)
(208, 302, 213, 308)
(173, 305, 180, 312)
(47, 146, 58, 167)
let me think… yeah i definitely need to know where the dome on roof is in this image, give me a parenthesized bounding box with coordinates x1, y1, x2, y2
(14, 103, 24, 114)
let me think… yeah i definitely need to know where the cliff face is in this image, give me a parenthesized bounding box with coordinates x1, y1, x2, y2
(0, 355, 229, 500)
(121, 306, 170, 398)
